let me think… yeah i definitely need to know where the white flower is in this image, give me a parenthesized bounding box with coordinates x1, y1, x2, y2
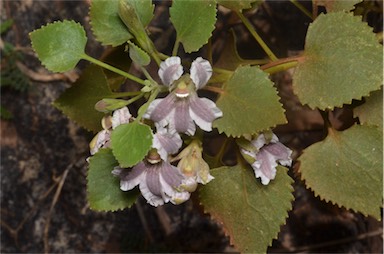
(111, 107, 132, 129)
(144, 57, 222, 135)
(112, 159, 190, 207)
(241, 133, 292, 185)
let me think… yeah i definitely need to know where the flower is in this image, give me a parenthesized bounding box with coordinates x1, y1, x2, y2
(152, 126, 182, 161)
(89, 107, 132, 155)
(241, 133, 292, 185)
(112, 150, 190, 207)
(144, 57, 223, 136)
(174, 140, 214, 192)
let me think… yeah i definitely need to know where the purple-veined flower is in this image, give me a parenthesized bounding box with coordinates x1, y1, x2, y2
(112, 150, 190, 207)
(241, 133, 292, 185)
(152, 125, 182, 161)
(89, 107, 132, 155)
(144, 57, 223, 136)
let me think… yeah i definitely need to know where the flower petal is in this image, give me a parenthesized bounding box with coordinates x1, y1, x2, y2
(253, 149, 278, 185)
(189, 97, 223, 132)
(153, 130, 182, 161)
(158, 56, 183, 86)
(144, 94, 176, 127)
(145, 165, 163, 197)
(172, 99, 196, 135)
(190, 57, 212, 89)
(170, 191, 190, 205)
(90, 130, 111, 155)
(114, 163, 146, 191)
(263, 142, 292, 167)
(159, 162, 184, 188)
(139, 176, 165, 207)
(112, 107, 131, 129)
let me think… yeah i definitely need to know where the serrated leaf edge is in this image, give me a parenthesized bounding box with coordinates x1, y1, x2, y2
(198, 167, 295, 252)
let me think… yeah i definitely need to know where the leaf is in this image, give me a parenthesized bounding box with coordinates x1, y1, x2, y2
(99, 45, 131, 91)
(292, 12, 383, 110)
(200, 165, 294, 253)
(354, 88, 383, 128)
(299, 125, 383, 219)
(170, 0, 217, 53)
(128, 41, 150, 66)
(213, 65, 286, 137)
(1, 19, 13, 34)
(217, 0, 260, 11)
(87, 148, 139, 211)
(89, 0, 132, 46)
(53, 64, 113, 132)
(111, 122, 153, 168)
(314, 0, 362, 12)
(126, 0, 154, 27)
(30, 20, 87, 72)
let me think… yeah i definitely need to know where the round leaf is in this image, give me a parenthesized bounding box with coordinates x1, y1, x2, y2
(354, 88, 383, 128)
(111, 122, 153, 168)
(87, 148, 139, 211)
(213, 65, 286, 137)
(292, 12, 383, 110)
(299, 125, 383, 219)
(170, 0, 217, 53)
(200, 165, 294, 253)
(30, 20, 87, 72)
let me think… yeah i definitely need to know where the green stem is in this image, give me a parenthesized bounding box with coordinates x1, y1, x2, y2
(212, 137, 231, 168)
(213, 67, 233, 76)
(140, 66, 157, 84)
(290, 0, 313, 20)
(81, 54, 146, 85)
(125, 93, 145, 105)
(135, 87, 160, 122)
(236, 11, 278, 61)
(261, 56, 303, 74)
(202, 85, 224, 94)
(172, 38, 181, 56)
(157, 52, 169, 60)
(109, 91, 142, 98)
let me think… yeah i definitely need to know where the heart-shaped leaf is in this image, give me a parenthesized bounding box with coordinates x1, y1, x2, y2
(354, 88, 383, 128)
(87, 148, 139, 211)
(292, 12, 383, 110)
(53, 64, 113, 132)
(200, 165, 294, 253)
(170, 0, 217, 53)
(299, 125, 383, 219)
(111, 122, 153, 167)
(30, 20, 87, 72)
(213, 65, 286, 137)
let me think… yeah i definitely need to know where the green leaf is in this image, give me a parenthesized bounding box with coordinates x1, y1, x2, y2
(89, 0, 133, 46)
(213, 65, 286, 137)
(299, 125, 383, 219)
(170, 0, 217, 53)
(200, 165, 294, 253)
(128, 41, 150, 66)
(126, 0, 154, 27)
(217, 0, 260, 11)
(30, 20, 87, 72)
(314, 0, 362, 12)
(292, 12, 383, 110)
(53, 64, 113, 132)
(99, 45, 131, 91)
(87, 148, 139, 211)
(111, 122, 153, 167)
(354, 88, 383, 128)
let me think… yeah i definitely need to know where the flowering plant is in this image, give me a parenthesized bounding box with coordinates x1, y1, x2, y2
(29, 0, 382, 252)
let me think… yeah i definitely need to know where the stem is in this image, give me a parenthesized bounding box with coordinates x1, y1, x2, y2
(172, 38, 180, 56)
(290, 0, 313, 20)
(125, 93, 145, 105)
(212, 137, 230, 168)
(213, 67, 233, 76)
(202, 86, 224, 94)
(135, 87, 160, 122)
(140, 66, 156, 84)
(157, 52, 169, 60)
(236, 11, 278, 61)
(261, 56, 304, 74)
(81, 54, 146, 85)
(109, 91, 142, 98)
(207, 38, 213, 64)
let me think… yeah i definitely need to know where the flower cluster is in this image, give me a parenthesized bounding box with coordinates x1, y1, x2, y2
(109, 57, 221, 206)
(241, 133, 292, 185)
